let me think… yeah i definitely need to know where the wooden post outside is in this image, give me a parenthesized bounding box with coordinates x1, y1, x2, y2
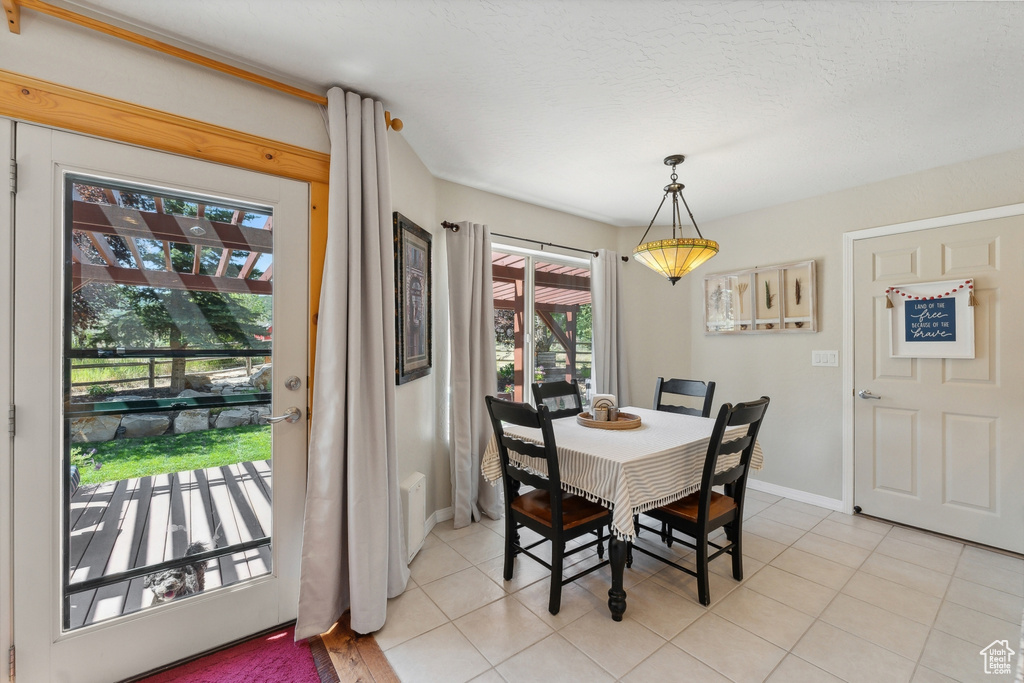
(513, 277, 525, 402)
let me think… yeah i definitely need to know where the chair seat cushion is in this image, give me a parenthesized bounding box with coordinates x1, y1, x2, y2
(657, 490, 736, 522)
(511, 490, 610, 529)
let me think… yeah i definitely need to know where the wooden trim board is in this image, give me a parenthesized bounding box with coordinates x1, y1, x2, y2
(0, 69, 329, 183)
(0, 67, 330, 384)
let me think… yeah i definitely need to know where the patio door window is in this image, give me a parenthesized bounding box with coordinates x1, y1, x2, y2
(63, 177, 276, 629)
(492, 247, 592, 405)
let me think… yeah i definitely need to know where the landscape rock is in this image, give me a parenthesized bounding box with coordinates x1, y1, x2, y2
(249, 365, 272, 391)
(120, 414, 170, 438)
(250, 406, 271, 424)
(69, 415, 122, 443)
(174, 409, 210, 434)
(214, 408, 253, 428)
(176, 389, 212, 399)
(184, 374, 212, 391)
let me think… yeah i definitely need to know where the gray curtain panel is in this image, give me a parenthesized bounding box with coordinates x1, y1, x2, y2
(446, 222, 503, 528)
(591, 249, 631, 406)
(295, 87, 409, 639)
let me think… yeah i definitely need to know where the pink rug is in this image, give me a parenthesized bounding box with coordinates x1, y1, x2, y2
(139, 625, 321, 683)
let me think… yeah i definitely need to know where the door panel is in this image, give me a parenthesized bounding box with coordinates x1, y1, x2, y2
(853, 217, 1024, 553)
(13, 125, 308, 682)
(872, 408, 917, 495)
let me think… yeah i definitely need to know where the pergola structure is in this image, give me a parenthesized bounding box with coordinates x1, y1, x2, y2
(71, 183, 273, 295)
(491, 252, 591, 401)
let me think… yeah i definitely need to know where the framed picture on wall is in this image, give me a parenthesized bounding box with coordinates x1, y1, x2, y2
(394, 212, 432, 384)
(704, 260, 817, 334)
(888, 278, 975, 358)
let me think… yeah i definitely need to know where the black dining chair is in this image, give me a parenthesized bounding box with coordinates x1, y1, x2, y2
(531, 380, 583, 419)
(631, 396, 770, 606)
(485, 396, 612, 614)
(653, 377, 716, 418)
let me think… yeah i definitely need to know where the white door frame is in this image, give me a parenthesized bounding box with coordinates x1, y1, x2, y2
(1, 118, 14, 683)
(12, 124, 309, 682)
(841, 201, 1024, 516)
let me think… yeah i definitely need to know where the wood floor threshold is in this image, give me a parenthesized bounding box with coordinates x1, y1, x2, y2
(319, 612, 400, 683)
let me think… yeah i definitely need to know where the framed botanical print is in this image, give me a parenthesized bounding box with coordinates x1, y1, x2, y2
(704, 260, 817, 334)
(394, 212, 432, 384)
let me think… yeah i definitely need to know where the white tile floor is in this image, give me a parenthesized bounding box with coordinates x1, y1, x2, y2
(376, 491, 1024, 682)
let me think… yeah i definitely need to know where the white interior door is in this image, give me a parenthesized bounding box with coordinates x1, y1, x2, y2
(12, 124, 308, 682)
(853, 215, 1024, 553)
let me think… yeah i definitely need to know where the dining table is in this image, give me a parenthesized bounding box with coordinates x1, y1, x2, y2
(482, 405, 763, 621)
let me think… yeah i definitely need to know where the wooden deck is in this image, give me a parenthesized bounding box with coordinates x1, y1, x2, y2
(68, 459, 272, 628)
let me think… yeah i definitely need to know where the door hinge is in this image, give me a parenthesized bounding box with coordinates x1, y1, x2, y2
(7, 644, 13, 681)
(7, 404, 14, 437)
(8, 159, 15, 195)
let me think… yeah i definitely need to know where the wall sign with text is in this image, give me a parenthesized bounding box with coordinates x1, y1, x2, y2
(887, 278, 976, 359)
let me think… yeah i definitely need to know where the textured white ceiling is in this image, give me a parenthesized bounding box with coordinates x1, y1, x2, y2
(60, 0, 1024, 227)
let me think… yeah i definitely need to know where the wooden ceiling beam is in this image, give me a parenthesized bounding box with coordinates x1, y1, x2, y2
(73, 262, 272, 295)
(124, 236, 144, 270)
(214, 248, 232, 277)
(492, 264, 590, 291)
(238, 251, 261, 279)
(494, 299, 579, 313)
(85, 232, 118, 266)
(72, 200, 273, 252)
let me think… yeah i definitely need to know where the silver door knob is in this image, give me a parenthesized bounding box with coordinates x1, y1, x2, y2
(857, 390, 881, 400)
(260, 407, 302, 423)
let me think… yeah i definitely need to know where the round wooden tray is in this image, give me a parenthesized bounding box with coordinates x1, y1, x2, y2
(576, 411, 642, 430)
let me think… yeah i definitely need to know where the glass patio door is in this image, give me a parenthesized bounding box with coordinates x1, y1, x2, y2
(491, 247, 592, 405)
(12, 124, 308, 682)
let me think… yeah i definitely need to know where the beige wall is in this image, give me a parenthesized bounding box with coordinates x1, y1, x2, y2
(6, 8, 1023, 518)
(0, 13, 329, 153)
(618, 148, 1024, 501)
(388, 133, 449, 515)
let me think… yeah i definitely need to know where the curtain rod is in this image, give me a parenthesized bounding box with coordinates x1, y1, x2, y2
(441, 221, 629, 262)
(9, 0, 401, 129)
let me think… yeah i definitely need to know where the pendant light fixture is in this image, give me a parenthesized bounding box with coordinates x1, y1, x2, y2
(632, 154, 718, 285)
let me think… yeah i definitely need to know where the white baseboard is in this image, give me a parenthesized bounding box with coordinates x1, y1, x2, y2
(747, 479, 845, 512)
(426, 506, 453, 536)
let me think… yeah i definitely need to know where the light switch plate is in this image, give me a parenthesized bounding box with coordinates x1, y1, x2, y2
(812, 350, 838, 367)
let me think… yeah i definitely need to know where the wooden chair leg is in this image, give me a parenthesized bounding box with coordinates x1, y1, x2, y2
(728, 523, 743, 581)
(696, 536, 711, 606)
(503, 517, 517, 581)
(548, 541, 564, 614)
(596, 527, 605, 560)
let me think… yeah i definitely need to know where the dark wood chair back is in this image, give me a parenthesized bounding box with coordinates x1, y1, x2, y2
(697, 396, 770, 519)
(653, 377, 716, 417)
(531, 380, 583, 419)
(484, 394, 613, 615)
(632, 395, 770, 606)
(485, 395, 564, 518)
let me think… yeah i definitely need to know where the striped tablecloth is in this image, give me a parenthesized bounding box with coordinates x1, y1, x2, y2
(482, 406, 763, 540)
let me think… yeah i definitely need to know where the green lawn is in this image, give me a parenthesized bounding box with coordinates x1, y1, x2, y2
(72, 424, 271, 485)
